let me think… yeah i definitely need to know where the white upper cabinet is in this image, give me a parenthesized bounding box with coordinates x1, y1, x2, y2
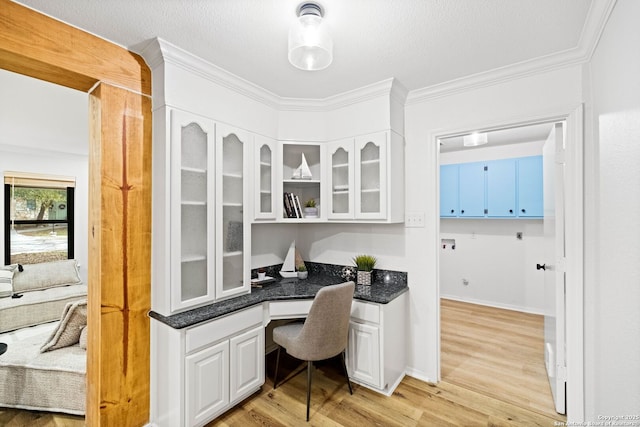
(355, 132, 388, 220)
(170, 109, 217, 313)
(215, 124, 251, 300)
(327, 139, 355, 219)
(323, 131, 404, 223)
(152, 108, 251, 316)
(253, 136, 277, 220)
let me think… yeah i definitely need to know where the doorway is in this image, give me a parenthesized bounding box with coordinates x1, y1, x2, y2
(434, 107, 584, 421)
(1, 3, 153, 424)
(438, 122, 557, 416)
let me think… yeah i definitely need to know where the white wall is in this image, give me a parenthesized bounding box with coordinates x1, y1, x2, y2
(439, 141, 545, 314)
(583, 0, 640, 418)
(404, 65, 583, 383)
(0, 70, 89, 283)
(439, 219, 545, 313)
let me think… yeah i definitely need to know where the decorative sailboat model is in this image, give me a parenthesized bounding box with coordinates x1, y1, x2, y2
(291, 153, 312, 179)
(279, 241, 305, 278)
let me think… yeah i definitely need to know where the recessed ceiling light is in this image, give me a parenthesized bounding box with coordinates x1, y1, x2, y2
(463, 132, 488, 147)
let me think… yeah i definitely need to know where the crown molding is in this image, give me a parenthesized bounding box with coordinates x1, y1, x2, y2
(406, 0, 616, 105)
(140, 38, 282, 109)
(278, 78, 405, 112)
(141, 38, 404, 113)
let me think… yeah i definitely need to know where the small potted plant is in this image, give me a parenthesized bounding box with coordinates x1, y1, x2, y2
(352, 254, 377, 285)
(303, 198, 318, 218)
(297, 264, 308, 279)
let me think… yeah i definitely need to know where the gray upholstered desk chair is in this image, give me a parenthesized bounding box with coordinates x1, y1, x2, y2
(272, 281, 356, 421)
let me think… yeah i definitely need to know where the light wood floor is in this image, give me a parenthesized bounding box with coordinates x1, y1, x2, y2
(0, 299, 565, 426)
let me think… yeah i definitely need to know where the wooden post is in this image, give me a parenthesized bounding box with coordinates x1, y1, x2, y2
(88, 84, 152, 426)
(1, 0, 152, 425)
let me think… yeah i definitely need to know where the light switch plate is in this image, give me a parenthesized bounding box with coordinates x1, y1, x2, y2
(405, 212, 425, 227)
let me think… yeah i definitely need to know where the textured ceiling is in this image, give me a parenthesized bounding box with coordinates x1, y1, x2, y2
(14, 0, 594, 99)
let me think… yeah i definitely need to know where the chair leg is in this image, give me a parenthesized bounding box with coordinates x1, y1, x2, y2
(273, 346, 281, 389)
(306, 360, 313, 422)
(341, 351, 353, 395)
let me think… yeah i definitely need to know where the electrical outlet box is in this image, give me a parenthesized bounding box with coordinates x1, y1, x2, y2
(405, 212, 425, 228)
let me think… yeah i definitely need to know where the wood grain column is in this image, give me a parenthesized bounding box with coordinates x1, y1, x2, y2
(88, 84, 152, 426)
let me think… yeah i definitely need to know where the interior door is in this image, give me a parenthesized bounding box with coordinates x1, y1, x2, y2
(542, 122, 566, 414)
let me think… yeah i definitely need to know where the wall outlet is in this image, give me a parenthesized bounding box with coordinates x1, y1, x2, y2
(405, 212, 425, 228)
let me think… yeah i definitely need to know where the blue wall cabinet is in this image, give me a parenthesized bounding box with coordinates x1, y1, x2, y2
(440, 156, 543, 219)
(517, 156, 543, 217)
(440, 164, 459, 217)
(486, 159, 517, 217)
(458, 162, 486, 217)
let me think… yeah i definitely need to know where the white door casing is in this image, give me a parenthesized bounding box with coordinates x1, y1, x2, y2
(543, 122, 567, 415)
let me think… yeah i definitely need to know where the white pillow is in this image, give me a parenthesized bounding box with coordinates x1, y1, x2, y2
(0, 264, 18, 298)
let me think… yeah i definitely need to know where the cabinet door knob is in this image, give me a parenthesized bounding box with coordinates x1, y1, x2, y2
(509, 209, 513, 214)
(461, 209, 465, 214)
(450, 209, 455, 214)
(521, 209, 526, 213)
(536, 263, 546, 271)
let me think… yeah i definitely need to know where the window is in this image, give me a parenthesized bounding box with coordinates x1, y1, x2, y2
(4, 172, 75, 265)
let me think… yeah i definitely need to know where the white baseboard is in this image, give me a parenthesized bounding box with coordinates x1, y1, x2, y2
(440, 294, 545, 316)
(404, 368, 436, 385)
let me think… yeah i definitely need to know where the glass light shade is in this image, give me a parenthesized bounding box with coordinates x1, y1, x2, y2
(288, 14, 333, 71)
(463, 132, 488, 147)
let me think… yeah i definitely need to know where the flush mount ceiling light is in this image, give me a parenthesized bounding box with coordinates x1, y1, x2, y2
(463, 132, 489, 147)
(288, 2, 333, 71)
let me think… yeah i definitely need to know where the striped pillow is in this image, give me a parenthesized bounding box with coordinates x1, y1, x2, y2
(0, 265, 18, 298)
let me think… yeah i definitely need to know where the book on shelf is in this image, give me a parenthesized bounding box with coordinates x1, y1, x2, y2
(283, 192, 294, 218)
(283, 192, 304, 218)
(292, 194, 303, 218)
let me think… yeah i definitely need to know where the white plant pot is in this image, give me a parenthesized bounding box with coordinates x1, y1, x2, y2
(357, 270, 372, 286)
(303, 207, 318, 218)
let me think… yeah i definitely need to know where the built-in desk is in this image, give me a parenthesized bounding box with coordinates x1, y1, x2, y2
(150, 275, 408, 427)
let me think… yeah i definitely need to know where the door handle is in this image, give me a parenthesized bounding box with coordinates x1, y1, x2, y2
(536, 263, 546, 271)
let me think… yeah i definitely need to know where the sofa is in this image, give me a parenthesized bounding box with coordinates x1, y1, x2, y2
(0, 259, 87, 415)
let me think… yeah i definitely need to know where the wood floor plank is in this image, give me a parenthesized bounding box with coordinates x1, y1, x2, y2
(2, 298, 566, 426)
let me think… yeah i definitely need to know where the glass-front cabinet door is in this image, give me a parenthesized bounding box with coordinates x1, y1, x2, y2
(327, 139, 354, 219)
(355, 132, 387, 219)
(216, 124, 251, 300)
(254, 136, 276, 220)
(170, 110, 216, 312)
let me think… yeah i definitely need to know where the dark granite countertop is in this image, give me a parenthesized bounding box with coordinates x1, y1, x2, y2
(149, 267, 408, 330)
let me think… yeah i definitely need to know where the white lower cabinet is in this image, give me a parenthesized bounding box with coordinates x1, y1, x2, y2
(152, 305, 264, 427)
(348, 321, 381, 388)
(346, 292, 407, 395)
(152, 294, 407, 426)
(229, 326, 264, 403)
(186, 341, 229, 426)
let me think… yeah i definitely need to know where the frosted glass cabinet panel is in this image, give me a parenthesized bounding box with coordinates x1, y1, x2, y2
(170, 110, 216, 313)
(254, 136, 277, 220)
(327, 139, 354, 219)
(216, 124, 251, 299)
(355, 133, 387, 219)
